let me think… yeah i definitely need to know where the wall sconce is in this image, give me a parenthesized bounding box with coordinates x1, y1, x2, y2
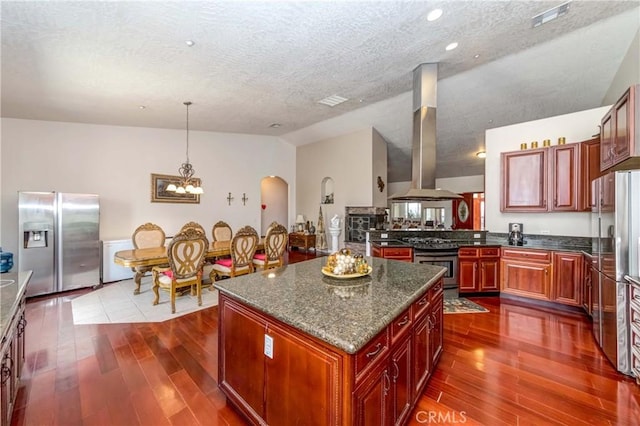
(476, 151, 486, 158)
(242, 193, 248, 205)
(226, 192, 234, 205)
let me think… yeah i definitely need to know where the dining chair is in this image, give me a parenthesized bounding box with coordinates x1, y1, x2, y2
(151, 228, 209, 314)
(253, 223, 288, 270)
(212, 220, 233, 242)
(210, 225, 258, 282)
(130, 222, 167, 293)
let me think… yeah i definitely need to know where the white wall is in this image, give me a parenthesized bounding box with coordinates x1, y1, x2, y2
(0, 118, 296, 257)
(485, 106, 610, 236)
(296, 128, 375, 246)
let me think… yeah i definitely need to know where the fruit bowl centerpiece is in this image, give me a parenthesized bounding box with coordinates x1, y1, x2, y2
(321, 249, 372, 279)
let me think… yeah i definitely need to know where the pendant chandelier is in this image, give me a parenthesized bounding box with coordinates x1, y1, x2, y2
(166, 101, 204, 194)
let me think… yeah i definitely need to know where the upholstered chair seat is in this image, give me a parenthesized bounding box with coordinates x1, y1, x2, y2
(210, 225, 258, 282)
(253, 223, 287, 270)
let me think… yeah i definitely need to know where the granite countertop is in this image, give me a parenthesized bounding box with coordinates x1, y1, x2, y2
(214, 257, 445, 354)
(458, 241, 591, 254)
(1, 270, 32, 343)
(370, 239, 413, 248)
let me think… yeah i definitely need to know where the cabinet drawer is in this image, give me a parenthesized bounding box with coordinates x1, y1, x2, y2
(632, 345, 640, 380)
(383, 247, 412, 258)
(355, 329, 389, 378)
(630, 282, 640, 304)
(458, 248, 479, 258)
(480, 247, 500, 257)
(631, 321, 640, 351)
(391, 307, 412, 344)
(501, 248, 551, 262)
(412, 292, 430, 321)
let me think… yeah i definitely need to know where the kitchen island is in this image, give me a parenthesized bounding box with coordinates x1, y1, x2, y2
(214, 257, 445, 426)
(1, 270, 32, 426)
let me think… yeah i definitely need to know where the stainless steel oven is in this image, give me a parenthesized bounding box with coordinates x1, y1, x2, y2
(413, 251, 458, 289)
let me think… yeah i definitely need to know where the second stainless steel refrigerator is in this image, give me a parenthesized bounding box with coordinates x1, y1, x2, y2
(591, 170, 640, 376)
(18, 191, 100, 297)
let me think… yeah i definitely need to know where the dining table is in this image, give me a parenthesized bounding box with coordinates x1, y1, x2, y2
(114, 240, 264, 294)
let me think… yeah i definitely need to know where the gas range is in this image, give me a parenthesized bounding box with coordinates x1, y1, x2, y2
(403, 237, 459, 252)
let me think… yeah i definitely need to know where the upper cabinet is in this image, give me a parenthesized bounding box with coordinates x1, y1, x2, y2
(501, 138, 599, 213)
(601, 85, 639, 172)
(501, 149, 548, 212)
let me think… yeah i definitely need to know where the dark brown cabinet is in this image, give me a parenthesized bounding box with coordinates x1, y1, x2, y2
(219, 278, 444, 426)
(458, 247, 500, 294)
(502, 139, 600, 213)
(552, 252, 583, 307)
(500, 248, 552, 301)
(288, 232, 316, 251)
(0, 294, 26, 426)
(601, 85, 638, 172)
(501, 149, 548, 212)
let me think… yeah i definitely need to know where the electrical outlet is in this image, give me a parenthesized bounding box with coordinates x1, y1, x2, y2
(264, 334, 274, 359)
(381, 233, 388, 238)
(474, 233, 481, 238)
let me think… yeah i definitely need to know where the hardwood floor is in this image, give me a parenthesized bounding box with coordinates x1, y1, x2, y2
(11, 253, 639, 425)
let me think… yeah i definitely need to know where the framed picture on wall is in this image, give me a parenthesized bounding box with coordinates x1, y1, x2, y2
(150, 173, 201, 204)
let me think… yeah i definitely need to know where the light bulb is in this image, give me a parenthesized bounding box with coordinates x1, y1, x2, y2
(176, 187, 186, 194)
(185, 184, 195, 193)
(166, 183, 177, 192)
(192, 187, 204, 194)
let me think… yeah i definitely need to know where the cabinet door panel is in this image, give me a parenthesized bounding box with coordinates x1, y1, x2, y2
(601, 111, 614, 171)
(412, 316, 430, 397)
(391, 336, 412, 426)
(458, 259, 478, 292)
(429, 296, 444, 366)
(550, 144, 578, 211)
(614, 90, 630, 163)
(553, 252, 583, 307)
(219, 299, 266, 417)
(480, 259, 500, 291)
(353, 363, 389, 426)
(501, 260, 551, 300)
(501, 150, 548, 212)
(265, 323, 342, 426)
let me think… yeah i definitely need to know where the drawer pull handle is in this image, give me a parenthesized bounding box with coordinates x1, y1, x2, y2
(397, 316, 409, 327)
(366, 343, 382, 358)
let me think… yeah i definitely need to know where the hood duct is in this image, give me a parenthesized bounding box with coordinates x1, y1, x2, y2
(390, 63, 462, 201)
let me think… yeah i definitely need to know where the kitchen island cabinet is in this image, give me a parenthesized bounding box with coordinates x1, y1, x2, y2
(371, 240, 414, 263)
(215, 257, 445, 426)
(1, 271, 31, 426)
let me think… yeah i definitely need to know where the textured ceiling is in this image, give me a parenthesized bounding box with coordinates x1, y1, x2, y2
(1, 1, 639, 182)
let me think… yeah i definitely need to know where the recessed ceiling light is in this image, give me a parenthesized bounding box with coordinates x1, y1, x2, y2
(185, 40, 195, 47)
(139, 105, 146, 110)
(269, 123, 281, 128)
(476, 151, 487, 158)
(427, 9, 443, 21)
(488, 119, 493, 124)
(445, 42, 458, 51)
(318, 95, 349, 107)
(474, 54, 480, 59)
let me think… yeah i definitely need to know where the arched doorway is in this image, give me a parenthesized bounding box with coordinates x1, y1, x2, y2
(260, 176, 288, 235)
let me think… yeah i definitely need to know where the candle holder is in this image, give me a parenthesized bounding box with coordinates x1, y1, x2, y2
(531, 141, 539, 148)
(543, 139, 551, 147)
(558, 137, 566, 145)
(520, 143, 527, 150)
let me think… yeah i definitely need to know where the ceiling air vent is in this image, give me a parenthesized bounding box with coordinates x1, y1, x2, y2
(532, 1, 570, 28)
(318, 95, 349, 107)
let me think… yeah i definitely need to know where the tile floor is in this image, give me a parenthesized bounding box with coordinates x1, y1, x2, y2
(71, 276, 218, 325)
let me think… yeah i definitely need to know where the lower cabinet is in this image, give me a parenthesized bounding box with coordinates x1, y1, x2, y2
(500, 248, 583, 307)
(458, 247, 500, 294)
(219, 278, 444, 426)
(582, 254, 594, 316)
(552, 251, 583, 306)
(500, 248, 553, 301)
(1, 295, 26, 426)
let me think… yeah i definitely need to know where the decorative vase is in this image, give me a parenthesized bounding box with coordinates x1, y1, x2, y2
(309, 221, 316, 234)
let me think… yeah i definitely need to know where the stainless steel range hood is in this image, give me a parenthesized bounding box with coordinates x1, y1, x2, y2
(390, 63, 462, 201)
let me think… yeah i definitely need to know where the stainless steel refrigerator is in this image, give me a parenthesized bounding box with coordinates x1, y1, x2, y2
(591, 170, 640, 376)
(18, 191, 100, 297)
